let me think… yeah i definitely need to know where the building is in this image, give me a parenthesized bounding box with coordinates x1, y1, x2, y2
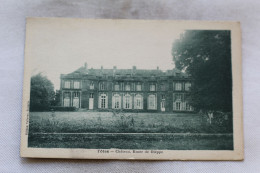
(60, 63, 193, 112)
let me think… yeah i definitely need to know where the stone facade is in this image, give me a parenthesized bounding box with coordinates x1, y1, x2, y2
(60, 63, 193, 112)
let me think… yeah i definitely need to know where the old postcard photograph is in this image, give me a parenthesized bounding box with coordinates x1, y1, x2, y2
(20, 18, 243, 160)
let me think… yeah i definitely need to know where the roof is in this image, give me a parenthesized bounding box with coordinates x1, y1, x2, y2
(62, 65, 188, 78)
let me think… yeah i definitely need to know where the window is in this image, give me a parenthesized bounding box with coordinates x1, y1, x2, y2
(148, 95, 156, 110)
(134, 94, 143, 109)
(100, 94, 107, 108)
(74, 81, 80, 89)
(136, 84, 142, 91)
(185, 102, 191, 111)
(73, 92, 79, 98)
(161, 94, 165, 99)
(124, 94, 132, 109)
(175, 82, 182, 91)
(100, 82, 105, 90)
(125, 95, 131, 109)
(64, 98, 70, 107)
(90, 93, 94, 98)
(64, 92, 70, 98)
(64, 81, 70, 88)
(175, 102, 181, 110)
(64, 92, 70, 107)
(73, 92, 80, 108)
(185, 82, 191, 91)
(114, 84, 120, 91)
(161, 95, 166, 111)
(90, 82, 94, 90)
(125, 84, 130, 91)
(160, 84, 165, 91)
(161, 100, 165, 109)
(113, 94, 121, 109)
(184, 102, 193, 111)
(176, 94, 182, 100)
(150, 84, 156, 91)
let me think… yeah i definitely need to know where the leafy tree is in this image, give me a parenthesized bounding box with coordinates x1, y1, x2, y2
(172, 30, 232, 112)
(30, 73, 55, 111)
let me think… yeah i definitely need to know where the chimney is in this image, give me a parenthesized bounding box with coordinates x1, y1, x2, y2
(113, 66, 117, 76)
(132, 66, 137, 76)
(157, 66, 159, 70)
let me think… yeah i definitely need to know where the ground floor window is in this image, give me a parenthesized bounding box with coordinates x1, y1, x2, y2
(64, 92, 70, 107)
(134, 94, 143, 109)
(89, 93, 94, 110)
(161, 99, 165, 111)
(99, 94, 108, 109)
(112, 94, 121, 109)
(73, 92, 80, 108)
(175, 102, 181, 110)
(123, 94, 132, 109)
(101, 95, 106, 108)
(148, 94, 156, 110)
(185, 102, 193, 111)
(64, 98, 70, 107)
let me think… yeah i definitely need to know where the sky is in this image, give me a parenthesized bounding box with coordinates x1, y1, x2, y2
(27, 19, 184, 89)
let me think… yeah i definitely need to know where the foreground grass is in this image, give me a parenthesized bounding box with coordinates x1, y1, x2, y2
(29, 112, 233, 134)
(28, 133, 233, 150)
(28, 112, 233, 150)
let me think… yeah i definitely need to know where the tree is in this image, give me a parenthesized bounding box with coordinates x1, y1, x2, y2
(172, 30, 232, 112)
(30, 73, 55, 111)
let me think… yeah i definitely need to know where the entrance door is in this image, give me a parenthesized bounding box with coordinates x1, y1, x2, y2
(89, 98, 94, 110)
(161, 99, 165, 112)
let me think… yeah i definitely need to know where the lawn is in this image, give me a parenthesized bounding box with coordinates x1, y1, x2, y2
(29, 111, 232, 133)
(28, 111, 233, 150)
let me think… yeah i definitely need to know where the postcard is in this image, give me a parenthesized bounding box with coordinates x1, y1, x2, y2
(20, 18, 243, 160)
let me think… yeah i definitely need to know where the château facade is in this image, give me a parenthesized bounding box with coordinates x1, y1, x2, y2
(60, 63, 194, 112)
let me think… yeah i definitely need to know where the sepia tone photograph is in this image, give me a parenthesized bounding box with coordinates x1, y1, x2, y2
(20, 18, 243, 160)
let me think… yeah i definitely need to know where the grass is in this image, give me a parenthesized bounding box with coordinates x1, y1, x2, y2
(29, 112, 233, 133)
(28, 111, 233, 150)
(28, 133, 233, 150)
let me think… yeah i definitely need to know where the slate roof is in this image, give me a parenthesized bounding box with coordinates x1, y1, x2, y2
(62, 65, 188, 78)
